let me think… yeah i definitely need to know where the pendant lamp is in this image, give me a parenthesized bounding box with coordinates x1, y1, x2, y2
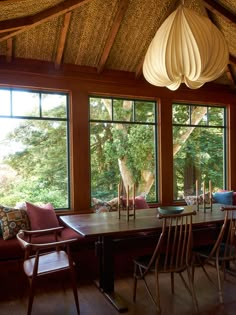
(143, 3, 229, 90)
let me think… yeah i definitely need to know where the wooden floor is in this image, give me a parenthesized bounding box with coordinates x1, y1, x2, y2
(1, 260, 236, 315)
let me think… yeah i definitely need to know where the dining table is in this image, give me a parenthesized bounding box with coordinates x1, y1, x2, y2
(60, 205, 225, 312)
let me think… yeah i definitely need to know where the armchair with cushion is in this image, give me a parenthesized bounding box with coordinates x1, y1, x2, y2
(17, 227, 80, 315)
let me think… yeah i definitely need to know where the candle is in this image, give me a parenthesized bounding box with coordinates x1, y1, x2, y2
(209, 180, 212, 195)
(133, 185, 135, 207)
(127, 185, 129, 207)
(118, 184, 120, 206)
(196, 180, 198, 196)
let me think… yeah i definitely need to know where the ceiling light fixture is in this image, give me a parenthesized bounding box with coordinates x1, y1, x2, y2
(143, 1, 229, 90)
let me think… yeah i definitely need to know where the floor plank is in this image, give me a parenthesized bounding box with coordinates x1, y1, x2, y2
(0, 260, 236, 314)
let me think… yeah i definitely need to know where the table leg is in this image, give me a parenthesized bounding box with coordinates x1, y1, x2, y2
(95, 236, 128, 312)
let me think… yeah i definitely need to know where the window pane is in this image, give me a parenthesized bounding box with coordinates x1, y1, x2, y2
(12, 90, 40, 116)
(42, 93, 67, 118)
(90, 97, 112, 120)
(113, 99, 133, 121)
(0, 89, 69, 209)
(190, 106, 208, 126)
(208, 107, 225, 126)
(135, 101, 155, 123)
(90, 97, 157, 203)
(0, 89, 11, 115)
(173, 104, 225, 200)
(172, 104, 189, 124)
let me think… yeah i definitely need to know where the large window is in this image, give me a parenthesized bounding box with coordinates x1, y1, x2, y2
(89, 97, 157, 203)
(0, 88, 70, 209)
(173, 104, 226, 200)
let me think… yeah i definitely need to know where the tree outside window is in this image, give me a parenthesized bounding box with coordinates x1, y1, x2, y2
(0, 88, 70, 209)
(89, 97, 158, 203)
(173, 104, 226, 200)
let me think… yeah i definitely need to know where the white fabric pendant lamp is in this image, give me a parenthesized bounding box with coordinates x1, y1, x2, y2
(143, 2, 229, 90)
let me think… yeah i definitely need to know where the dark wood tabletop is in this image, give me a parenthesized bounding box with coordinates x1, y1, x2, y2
(60, 205, 225, 238)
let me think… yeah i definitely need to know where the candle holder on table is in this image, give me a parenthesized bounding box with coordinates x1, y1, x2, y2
(118, 184, 136, 221)
(195, 180, 212, 213)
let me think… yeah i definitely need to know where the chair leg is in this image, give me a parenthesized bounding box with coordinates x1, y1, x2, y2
(186, 267, 199, 313)
(216, 258, 224, 304)
(133, 264, 138, 302)
(69, 267, 80, 315)
(155, 272, 161, 314)
(171, 272, 174, 293)
(27, 278, 36, 315)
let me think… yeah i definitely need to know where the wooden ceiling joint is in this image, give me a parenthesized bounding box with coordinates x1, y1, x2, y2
(6, 38, 12, 63)
(55, 12, 72, 70)
(97, 0, 130, 74)
(0, 0, 92, 43)
(203, 0, 236, 24)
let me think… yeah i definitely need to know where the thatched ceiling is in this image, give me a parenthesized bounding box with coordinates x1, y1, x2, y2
(0, 0, 235, 89)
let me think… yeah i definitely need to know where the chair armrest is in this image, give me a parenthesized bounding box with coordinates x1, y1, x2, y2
(19, 226, 64, 236)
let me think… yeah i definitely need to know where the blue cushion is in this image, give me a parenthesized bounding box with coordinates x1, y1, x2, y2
(212, 191, 233, 205)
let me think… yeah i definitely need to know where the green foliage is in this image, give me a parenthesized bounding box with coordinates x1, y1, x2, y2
(0, 104, 68, 208)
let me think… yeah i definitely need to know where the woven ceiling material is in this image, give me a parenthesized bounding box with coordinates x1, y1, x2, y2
(64, 0, 118, 67)
(214, 15, 236, 58)
(15, 17, 63, 61)
(0, 0, 62, 22)
(219, 0, 236, 13)
(106, 0, 174, 72)
(0, 0, 234, 88)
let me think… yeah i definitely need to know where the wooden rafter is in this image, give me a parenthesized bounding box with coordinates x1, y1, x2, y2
(6, 38, 12, 63)
(55, 12, 71, 70)
(97, 0, 129, 74)
(0, 0, 92, 42)
(203, 0, 236, 24)
(135, 0, 179, 79)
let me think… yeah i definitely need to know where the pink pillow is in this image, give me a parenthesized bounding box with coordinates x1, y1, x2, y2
(26, 202, 59, 230)
(122, 196, 149, 209)
(134, 196, 149, 209)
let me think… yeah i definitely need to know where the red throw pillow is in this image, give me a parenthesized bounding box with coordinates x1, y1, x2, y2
(26, 202, 59, 230)
(134, 196, 149, 209)
(121, 196, 149, 209)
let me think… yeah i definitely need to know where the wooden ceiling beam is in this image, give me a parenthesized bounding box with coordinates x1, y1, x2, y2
(55, 12, 71, 70)
(135, 0, 179, 79)
(97, 0, 129, 74)
(0, 0, 92, 43)
(203, 0, 236, 24)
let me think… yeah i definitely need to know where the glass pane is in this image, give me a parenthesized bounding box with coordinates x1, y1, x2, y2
(172, 104, 189, 124)
(42, 93, 67, 118)
(135, 101, 155, 123)
(90, 121, 157, 202)
(113, 99, 133, 121)
(12, 91, 40, 117)
(90, 97, 112, 120)
(208, 107, 225, 126)
(0, 117, 69, 208)
(190, 106, 208, 126)
(173, 125, 224, 200)
(0, 89, 11, 115)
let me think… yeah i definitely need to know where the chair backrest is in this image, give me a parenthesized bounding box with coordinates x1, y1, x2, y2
(145, 211, 196, 273)
(16, 227, 78, 260)
(207, 206, 236, 260)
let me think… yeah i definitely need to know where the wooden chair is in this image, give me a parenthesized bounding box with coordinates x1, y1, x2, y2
(192, 206, 236, 304)
(17, 227, 80, 315)
(133, 210, 198, 314)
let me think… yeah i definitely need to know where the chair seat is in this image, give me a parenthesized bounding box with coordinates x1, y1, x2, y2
(24, 250, 70, 277)
(134, 254, 187, 273)
(195, 243, 236, 261)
